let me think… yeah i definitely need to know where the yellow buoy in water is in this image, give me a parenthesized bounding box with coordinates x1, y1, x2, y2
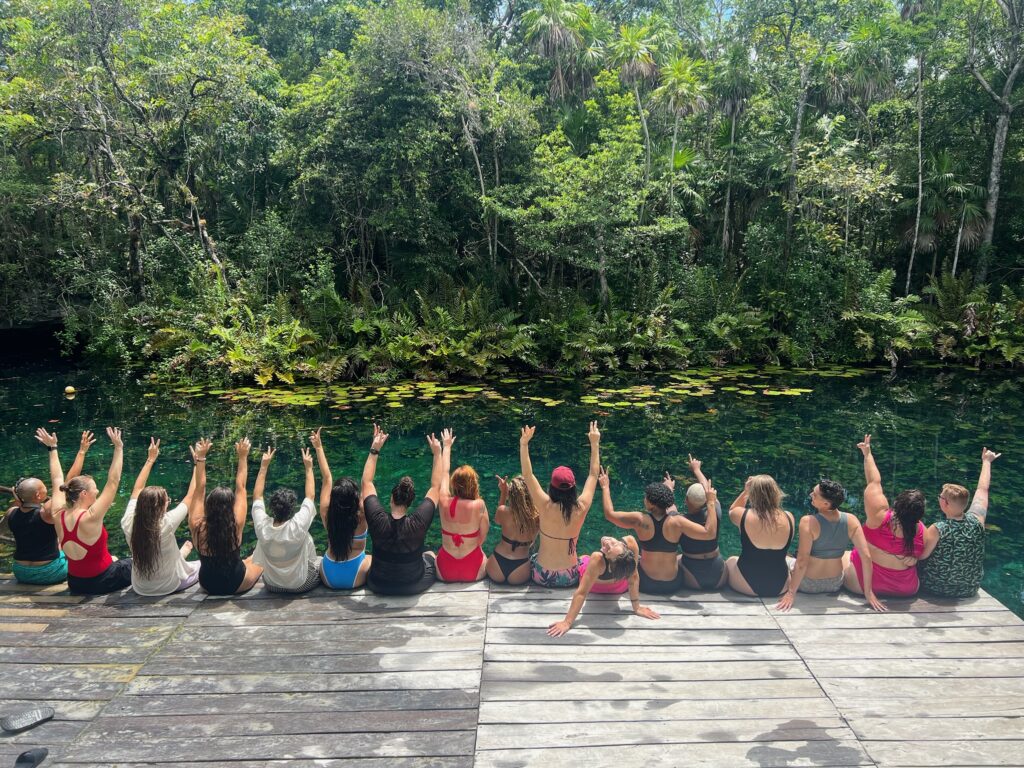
(64, 386, 76, 395)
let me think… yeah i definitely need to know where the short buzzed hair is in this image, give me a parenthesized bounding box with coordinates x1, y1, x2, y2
(942, 483, 969, 510)
(686, 483, 707, 506)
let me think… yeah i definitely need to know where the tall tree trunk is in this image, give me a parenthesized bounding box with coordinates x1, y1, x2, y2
(634, 83, 651, 189)
(669, 113, 679, 211)
(461, 115, 494, 267)
(721, 113, 736, 260)
(952, 202, 966, 278)
(128, 213, 144, 299)
(784, 71, 809, 265)
(978, 108, 1012, 283)
(906, 53, 924, 295)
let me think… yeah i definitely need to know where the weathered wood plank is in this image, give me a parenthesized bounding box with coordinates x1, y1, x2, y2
(848, 716, 1024, 742)
(56, 760, 474, 768)
(773, 593, 1004, 615)
(808, 658, 1024, 679)
(0, 622, 47, 632)
(783, 626, 1024, 644)
(818, 677, 1024, 700)
(774, 611, 1022, 629)
(794, 642, 1024, 660)
(474, 741, 873, 767)
(863, 739, 1024, 766)
(0, 629, 169, 648)
(124, 669, 477, 695)
(157, 636, 484, 657)
(486, 612, 779, 630)
(0, 719, 84, 745)
(486, 598, 770, 616)
(834, 696, 1024, 719)
(174, 619, 485, 645)
(489, 587, 760, 604)
(0, 607, 69, 618)
(58, 731, 478, 762)
(103, 689, 479, 717)
(476, 718, 853, 750)
(140, 651, 481, 676)
(0, 700, 107, 721)
(484, 643, 800, 662)
(481, 678, 825, 701)
(483, 627, 787, 645)
(481, 659, 812, 683)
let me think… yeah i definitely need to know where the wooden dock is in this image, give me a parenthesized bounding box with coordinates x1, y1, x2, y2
(0, 577, 1021, 767)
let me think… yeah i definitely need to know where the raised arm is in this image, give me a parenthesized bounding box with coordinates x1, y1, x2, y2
(187, 439, 211, 532)
(361, 424, 388, 499)
(180, 462, 199, 509)
(518, 426, 548, 506)
(310, 428, 332, 517)
(688, 453, 709, 488)
(233, 438, 251, 536)
(970, 447, 1001, 521)
(440, 428, 455, 502)
(253, 447, 275, 502)
(131, 438, 161, 499)
(859, 435, 889, 524)
(66, 430, 96, 482)
(302, 447, 315, 502)
(493, 475, 510, 527)
(89, 427, 124, 521)
(34, 428, 65, 521)
(599, 467, 646, 531)
(728, 482, 750, 526)
(576, 421, 602, 508)
(849, 518, 886, 612)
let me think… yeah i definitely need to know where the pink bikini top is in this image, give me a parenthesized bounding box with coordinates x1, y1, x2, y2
(863, 510, 924, 558)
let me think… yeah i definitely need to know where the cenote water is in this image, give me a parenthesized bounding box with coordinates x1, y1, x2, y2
(2, 363, 1022, 616)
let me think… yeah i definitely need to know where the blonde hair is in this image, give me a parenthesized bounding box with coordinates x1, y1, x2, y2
(451, 465, 480, 501)
(507, 476, 539, 536)
(942, 483, 969, 510)
(747, 474, 786, 528)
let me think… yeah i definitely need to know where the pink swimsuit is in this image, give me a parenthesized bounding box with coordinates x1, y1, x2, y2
(580, 554, 629, 594)
(851, 510, 925, 596)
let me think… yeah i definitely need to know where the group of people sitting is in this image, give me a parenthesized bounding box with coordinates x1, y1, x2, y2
(2, 421, 1000, 636)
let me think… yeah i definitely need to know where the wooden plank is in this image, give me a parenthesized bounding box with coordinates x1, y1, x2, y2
(795, 642, 1024, 661)
(59, 760, 474, 768)
(174, 619, 485, 645)
(808, 658, 1024, 679)
(489, 586, 760, 604)
(481, 659, 812, 683)
(0, 594, 85, 605)
(863, 739, 1024, 766)
(474, 741, 873, 767)
(834, 696, 1024, 719)
(0, 622, 47, 632)
(0, 719, 84, 745)
(774, 593, 1005, 615)
(483, 627, 787, 646)
(0, 700, 108, 721)
(818, 677, 1024, 700)
(57, 731, 478, 762)
(774, 611, 1022, 629)
(481, 678, 825, 701)
(484, 643, 800, 662)
(75, 709, 478, 740)
(0, 581, 70, 594)
(124, 669, 477, 695)
(486, 598, 770, 616)
(476, 718, 853, 750)
(477, 697, 841, 724)
(0, 629, 169, 648)
(140, 651, 482, 676)
(485, 613, 778, 630)
(0, 607, 69, 618)
(103, 689, 479, 717)
(847, 716, 1024, 742)
(157, 636, 484, 657)
(782, 626, 1024, 644)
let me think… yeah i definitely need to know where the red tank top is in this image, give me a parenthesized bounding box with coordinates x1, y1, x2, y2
(60, 510, 113, 578)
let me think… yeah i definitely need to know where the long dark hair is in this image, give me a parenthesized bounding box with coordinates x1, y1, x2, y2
(391, 476, 415, 508)
(199, 487, 238, 561)
(131, 486, 169, 578)
(327, 477, 360, 560)
(548, 484, 579, 525)
(892, 489, 925, 556)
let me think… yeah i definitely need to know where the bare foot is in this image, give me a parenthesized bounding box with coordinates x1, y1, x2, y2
(180, 540, 194, 558)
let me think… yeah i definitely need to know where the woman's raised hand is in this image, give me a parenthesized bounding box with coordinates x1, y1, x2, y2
(982, 446, 1002, 463)
(441, 428, 455, 448)
(663, 471, 675, 492)
(261, 446, 276, 466)
(370, 423, 389, 451)
(235, 437, 251, 458)
(588, 421, 601, 443)
(34, 428, 58, 449)
(598, 465, 610, 489)
(107, 427, 123, 448)
(857, 434, 872, 456)
(192, 438, 212, 461)
(705, 480, 717, 506)
(146, 437, 161, 462)
(426, 433, 441, 454)
(495, 474, 509, 496)
(309, 428, 323, 451)
(301, 447, 313, 469)
(520, 425, 536, 444)
(79, 430, 96, 453)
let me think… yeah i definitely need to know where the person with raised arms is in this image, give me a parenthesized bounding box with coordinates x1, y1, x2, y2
(436, 441, 490, 582)
(3, 429, 93, 585)
(600, 466, 718, 594)
(56, 427, 133, 594)
(121, 437, 203, 596)
(844, 435, 926, 598)
(546, 535, 661, 636)
(678, 454, 728, 590)
(311, 427, 372, 591)
(919, 447, 1002, 598)
(486, 475, 539, 585)
(776, 479, 885, 612)
(521, 422, 601, 588)
(250, 445, 321, 593)
(190, 438, 263, 595)
(362, 424, 445, 596)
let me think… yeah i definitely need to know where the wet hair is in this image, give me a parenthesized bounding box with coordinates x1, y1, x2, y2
(391, 476, 415, 508)
(892, 489, 925, 556)
(746, 474, 786, 528)
(817, 479, 846, 510)
(130, 486, 169, 578)
(548, 483, 580, 525)
(326, 477, 360, 560)
(268, 488, 298, 523)
(61, 476, 94, 507)
(941, 483, 969, 510)
(644, 482, 675, 513)
(451, 465, 480, 501)
(199, 487, 239, 562)
(603, 544, 638, 582)
(506, 476, 539, 537)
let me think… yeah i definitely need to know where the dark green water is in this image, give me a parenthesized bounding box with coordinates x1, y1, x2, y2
(2, 363, 1021, 616)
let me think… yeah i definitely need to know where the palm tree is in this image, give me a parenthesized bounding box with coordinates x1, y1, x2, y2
(714, 45, 754, 259)
(573, 5, 612, 95)
(608, 23, 659, 189)
(654, 55, 708, 212)
(523, 0, 583, 100)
